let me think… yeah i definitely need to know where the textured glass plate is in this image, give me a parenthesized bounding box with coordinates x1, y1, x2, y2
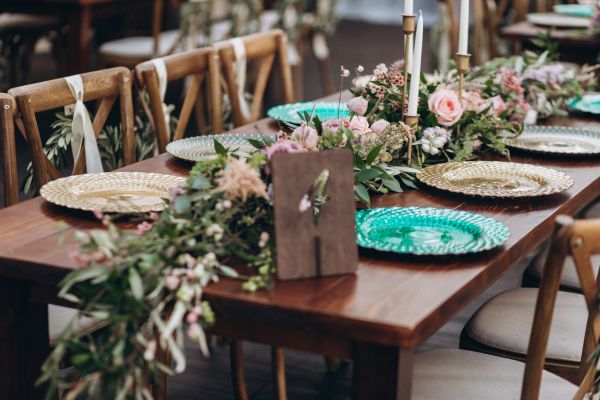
(417, 161, 573, 198)
(526, 12, 591, 28)
(504, 125, 600, 155)
(567, 93, 600, 115)
(166, 133, 274, 162)
(553, 4, 594, 18)
(356, 207, 509, 255)
(267, 101, 349, 125)
(40, 172, 185, 213)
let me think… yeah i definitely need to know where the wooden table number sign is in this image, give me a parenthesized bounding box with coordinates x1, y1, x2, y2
(271, 149, 358, 280)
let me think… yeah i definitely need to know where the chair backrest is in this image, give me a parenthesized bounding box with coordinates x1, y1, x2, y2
(215, 29, 294, 127)
(521, 215, 600, 400)
(8, 67, 135, 190)
(0, 93, 18, 207)
(135, 47, 222, 153)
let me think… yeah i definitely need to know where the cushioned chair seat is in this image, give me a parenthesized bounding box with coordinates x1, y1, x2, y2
(528, 248, 600, 290)
(464, 288, 586, 362)
(0, 14, 58, 33)
(48, 305, 107, 346)
(413, 349, 577, 399)
(99, 12, 280, 60)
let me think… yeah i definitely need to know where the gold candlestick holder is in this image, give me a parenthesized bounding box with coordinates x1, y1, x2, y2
(401, 14, 416, 119)
(404, 113, 419, 163)
(456, 53, 471, 104)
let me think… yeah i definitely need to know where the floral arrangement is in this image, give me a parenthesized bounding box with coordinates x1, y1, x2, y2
(39, 142, 282, 399)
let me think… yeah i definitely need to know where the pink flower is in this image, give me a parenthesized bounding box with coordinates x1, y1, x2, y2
(347, 96, 369, 116)
(169, 186, 185, 203)
(186, 312, 198, 324)
(322, 118, 343, 135)
(165, 275, 180, 291)
(370, 119, 390, 134)
(93, 210, 104, 220)
(262, 139, 307, 160)
(148, 212, 159, 221)
(291, 123, 319, 151)
(347, 116, 370, 137)
(487, 96, 507, 117)
(187, 323, 203, 341)
(428, 88, 464, 127)
(136, 221, 153, 235)
(462, 91, 485, 113)
(69, 250, 90, 268)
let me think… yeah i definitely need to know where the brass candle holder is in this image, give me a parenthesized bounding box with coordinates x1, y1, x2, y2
(401, 14, 416, 119)
(404, 113, 419, 163)
(456, 53, 471, 104)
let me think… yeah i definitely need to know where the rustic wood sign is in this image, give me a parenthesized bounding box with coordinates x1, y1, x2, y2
(271, 149, 358, 280)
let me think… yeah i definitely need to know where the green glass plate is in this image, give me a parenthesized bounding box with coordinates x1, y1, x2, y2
(553, 4, 594, 18)
(267, 101, 349, 125)
(567, 93, 600, 115)
(356, 207, 509, 255)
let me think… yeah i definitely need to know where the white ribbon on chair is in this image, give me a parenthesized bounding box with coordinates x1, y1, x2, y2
(230, 38, 252, 120)
(64, 75, 104, 174)
(150, 58, 172, 139)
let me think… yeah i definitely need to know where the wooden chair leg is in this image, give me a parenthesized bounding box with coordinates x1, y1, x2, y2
(230, 340, 249, 400)
(316, 55, 335, 96)
(271, 346, 287, 400)
(153, 341, 171, 400)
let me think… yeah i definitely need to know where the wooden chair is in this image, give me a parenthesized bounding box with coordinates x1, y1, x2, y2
(460, 215, 600, 386)
(134, 47, 222, 153)
(215, 29, 294, 127)
(411, 216, 599, 399)
(0, 92, 112, 397)
(8, 67, 135, 190)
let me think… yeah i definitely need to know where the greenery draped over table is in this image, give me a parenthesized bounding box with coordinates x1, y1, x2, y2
(40, 48, 599, 399)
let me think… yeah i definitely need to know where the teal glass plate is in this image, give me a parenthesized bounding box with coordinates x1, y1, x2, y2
(356, 207, 509, 256)
(567, 93, 600, 115)
(267, 101, 349, 125)
(553, 4, 594, 18)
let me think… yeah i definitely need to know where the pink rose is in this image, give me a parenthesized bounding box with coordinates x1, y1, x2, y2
(136, 221, 153, 235)
(370, 119, 390, 134)
(347, 96, 369, 116)
(428, 88, 464, 127)
(262, 139, 306, 160)
(347, 116, 370, 137)
(462, 91, 485, 113)
(291, 123, 319, 151)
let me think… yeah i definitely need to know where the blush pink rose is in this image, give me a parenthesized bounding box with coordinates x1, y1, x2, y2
(428, 88, 464, 127)
(291, 123, 319, 151)
(262, 139, 306, 160)
(370, 119, 390, 134)
(346, 116, 370, 136)
(487, 96, 507, 117)
(347, 96, 369, 116)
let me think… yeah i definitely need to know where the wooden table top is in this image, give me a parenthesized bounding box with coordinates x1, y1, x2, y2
(501, 20, 600, 46)
(1, 114, 600, 349)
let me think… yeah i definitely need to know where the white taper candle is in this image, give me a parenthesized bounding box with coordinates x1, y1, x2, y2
(458, 0, 470, 54)
(407, 11, 423, 117)
(404, 0, 413, 15)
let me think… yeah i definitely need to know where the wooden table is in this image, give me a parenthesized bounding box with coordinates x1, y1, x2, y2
(1, 114, 600, 399)
(0, 0, 151, 74)
(501, 21, 600, 64)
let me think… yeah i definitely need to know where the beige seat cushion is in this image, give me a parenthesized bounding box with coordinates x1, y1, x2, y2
(413, 349, 577, 399)
(464, 288, 586, 362)
(528, 245, 600, 290)
(48, 305, 107, 346)
(99, 12, 280, 60)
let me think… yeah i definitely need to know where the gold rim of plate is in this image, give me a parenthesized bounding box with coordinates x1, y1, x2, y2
(504, 126, 600, 155)
(417, 161, 573, 198)
(40, 172, 186, 213)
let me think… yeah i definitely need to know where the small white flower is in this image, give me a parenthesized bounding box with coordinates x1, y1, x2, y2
(357, 65, 364, 73)
(144, 340, 157, 361)
(299, 195, 312, 212)
(260, 232, 270, 242)
(215, 202, 223, 211)
(223, 200, 232, 209)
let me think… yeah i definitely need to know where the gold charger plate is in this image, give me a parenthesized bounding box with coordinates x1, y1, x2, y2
(417, 161, 573, 198)
(40, 172, 186, 213)
(504, 126, 600, 155)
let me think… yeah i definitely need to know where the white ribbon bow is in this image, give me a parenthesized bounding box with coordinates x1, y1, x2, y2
(230, 38, 252, 120)
(150, 58, 172, 139)
(64, 75, 104, 174)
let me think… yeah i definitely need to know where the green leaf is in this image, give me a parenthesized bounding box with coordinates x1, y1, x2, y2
(354, 183, 370, 206)
(355, 168, 382, 182)
(213, 139, 227, 156)
(365, 144, 383, 164)
(174, 195, 191, 214)
(190, 174, 210, 190)
(218, 265, 239, 278)
(247, 139, 265, 149)
(129, 268, 144, 300)
(382, 179, 402, 192)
